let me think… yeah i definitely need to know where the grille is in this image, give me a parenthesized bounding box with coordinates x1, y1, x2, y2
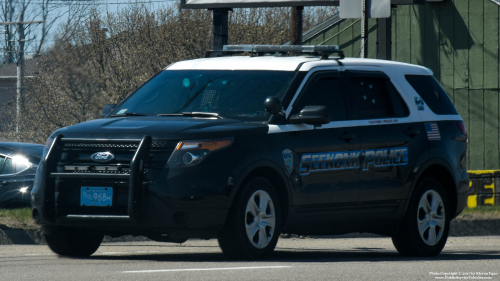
(57, 140, 177, 176)
(64, 141, 170, 149)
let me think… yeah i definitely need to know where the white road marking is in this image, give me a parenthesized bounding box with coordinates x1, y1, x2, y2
(123, 266, 291, 274)
(101, 251, 160, 255)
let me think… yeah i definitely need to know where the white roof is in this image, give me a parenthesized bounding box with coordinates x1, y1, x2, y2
(167, 56, 317, 71)
(166, 56, 432, 75)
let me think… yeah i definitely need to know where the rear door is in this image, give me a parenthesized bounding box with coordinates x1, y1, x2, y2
(341, 68, 425, 217)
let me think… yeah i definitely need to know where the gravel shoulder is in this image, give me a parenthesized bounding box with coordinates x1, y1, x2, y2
(0, 209, 496, 231)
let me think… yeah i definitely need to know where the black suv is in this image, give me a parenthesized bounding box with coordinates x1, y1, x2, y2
(32, 45, 469, 259)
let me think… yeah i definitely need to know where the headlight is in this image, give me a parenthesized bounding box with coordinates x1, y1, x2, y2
(167, 138, 233, 167)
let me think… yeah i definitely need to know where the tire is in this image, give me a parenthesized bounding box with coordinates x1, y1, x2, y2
(218, 177, 282, 260)
(45, 227, 103, 257)
(392, 177, 450, 257)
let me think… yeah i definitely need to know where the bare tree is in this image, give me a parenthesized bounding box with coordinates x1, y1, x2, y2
(0, 3, 340, 143)
(0, 0, 97, 64)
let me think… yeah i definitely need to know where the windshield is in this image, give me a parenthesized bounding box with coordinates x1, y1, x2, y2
(112, 70, 295, 121)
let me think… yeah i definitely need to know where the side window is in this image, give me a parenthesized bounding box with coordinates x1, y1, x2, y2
(344, 74, 409, 120)
(0, 157, 13, 175)
(0, 156, 5, 170)
(405, 75, 458, 115)
(293, 74, 346, 121)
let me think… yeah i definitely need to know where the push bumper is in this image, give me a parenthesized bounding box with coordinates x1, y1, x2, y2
(32, 134, 229, 239)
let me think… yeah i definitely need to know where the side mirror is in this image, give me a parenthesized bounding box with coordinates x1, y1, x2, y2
(289, 105, 330, 125)
(101, 104, 117, 118)
(264, 96, 283, 115)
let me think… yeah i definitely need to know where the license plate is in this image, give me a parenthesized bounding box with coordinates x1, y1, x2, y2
(80, 187, 113, 207)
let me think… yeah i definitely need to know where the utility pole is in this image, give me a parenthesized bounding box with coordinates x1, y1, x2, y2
(360, 0, 368, 58)
(16, 13, 24, 134)
(0, 15, 44, 134)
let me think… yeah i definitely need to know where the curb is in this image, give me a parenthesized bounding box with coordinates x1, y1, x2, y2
(1, 220, 499, 245)
(449, 219, 500, 236)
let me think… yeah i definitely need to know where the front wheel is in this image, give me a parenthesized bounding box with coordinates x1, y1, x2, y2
(392, 177, 450, 257)
(44, 227, 103, 257)
(218, 177, 281, 260)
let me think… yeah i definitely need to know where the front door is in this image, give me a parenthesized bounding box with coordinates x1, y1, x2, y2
(287, 69, 362, 229)
(0, 156, 17, 207)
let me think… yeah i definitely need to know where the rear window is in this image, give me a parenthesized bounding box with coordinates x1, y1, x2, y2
(343, 74, 409, 120)
(405, 75, 458, 115)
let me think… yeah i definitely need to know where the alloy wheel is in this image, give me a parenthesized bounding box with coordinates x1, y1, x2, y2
(417, 190, 446, 246)
(244, 190, 276, 249)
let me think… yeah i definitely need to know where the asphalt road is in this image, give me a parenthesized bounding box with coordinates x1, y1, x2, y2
(1, 236, 499, 281)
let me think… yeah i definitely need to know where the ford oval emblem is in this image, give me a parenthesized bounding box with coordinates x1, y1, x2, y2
(91, 152, 115, 163)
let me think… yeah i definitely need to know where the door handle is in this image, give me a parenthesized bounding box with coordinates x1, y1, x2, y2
(404, 127, 420, 138)
(339, 132, 356, 142)
(0, 181, 7, 186)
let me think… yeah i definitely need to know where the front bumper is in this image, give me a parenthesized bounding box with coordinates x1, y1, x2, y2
(32, 135, 230, 239)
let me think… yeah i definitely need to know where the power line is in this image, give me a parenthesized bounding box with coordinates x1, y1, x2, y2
(3, 0, 175, 4)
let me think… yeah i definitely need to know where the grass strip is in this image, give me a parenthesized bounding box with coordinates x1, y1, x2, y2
(0, 207, 32, 222)
(461, 206, 500, 215)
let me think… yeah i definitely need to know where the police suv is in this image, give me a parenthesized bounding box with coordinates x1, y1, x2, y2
(32, 45, 469, 259)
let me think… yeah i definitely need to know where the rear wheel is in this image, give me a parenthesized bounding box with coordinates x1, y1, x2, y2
(392, 178, 450, 257)
(44, 227, 103, 257)
(218, 177, 281, 260)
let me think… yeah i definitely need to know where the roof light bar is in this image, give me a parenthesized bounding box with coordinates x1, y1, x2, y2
(222, 44, 339, 54)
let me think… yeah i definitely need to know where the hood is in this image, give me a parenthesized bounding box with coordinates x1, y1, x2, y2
(53, 116, 269, 140)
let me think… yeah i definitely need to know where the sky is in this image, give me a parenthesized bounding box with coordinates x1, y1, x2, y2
(23, 0, 176, 55)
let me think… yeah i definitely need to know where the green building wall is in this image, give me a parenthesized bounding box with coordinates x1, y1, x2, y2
(304, 0, 500, 171)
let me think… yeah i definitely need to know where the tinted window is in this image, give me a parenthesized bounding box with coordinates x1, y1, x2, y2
(0, 156, 5, 169)
(344, 75, 409, 120)
(113, 70, 296, 121)
(405, 75, 458, 115)
(293, 75, 346, 121)
(1, 158, 13, 175)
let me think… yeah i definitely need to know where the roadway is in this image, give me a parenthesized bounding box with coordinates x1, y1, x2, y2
(1, 236, 499, 281)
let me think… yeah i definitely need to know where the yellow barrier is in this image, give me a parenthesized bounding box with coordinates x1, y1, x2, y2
(467, 170, 499, 208)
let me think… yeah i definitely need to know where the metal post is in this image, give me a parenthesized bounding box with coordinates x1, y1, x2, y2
(0, 18, 44, 135)
(16, 13, 24, 134)
(212, 8, 229, 51)
(291, 6, 303, 45)
(377, 17, 391, 60)
(360, 0, 368, 58)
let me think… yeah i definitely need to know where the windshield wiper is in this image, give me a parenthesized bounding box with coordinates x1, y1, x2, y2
(109, 112, 147, 117)
(157, 112, 222, 119)
(174, 79, 215, 113)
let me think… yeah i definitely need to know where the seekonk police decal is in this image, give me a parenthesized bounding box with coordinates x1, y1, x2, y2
(300, 147, 408, 175)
